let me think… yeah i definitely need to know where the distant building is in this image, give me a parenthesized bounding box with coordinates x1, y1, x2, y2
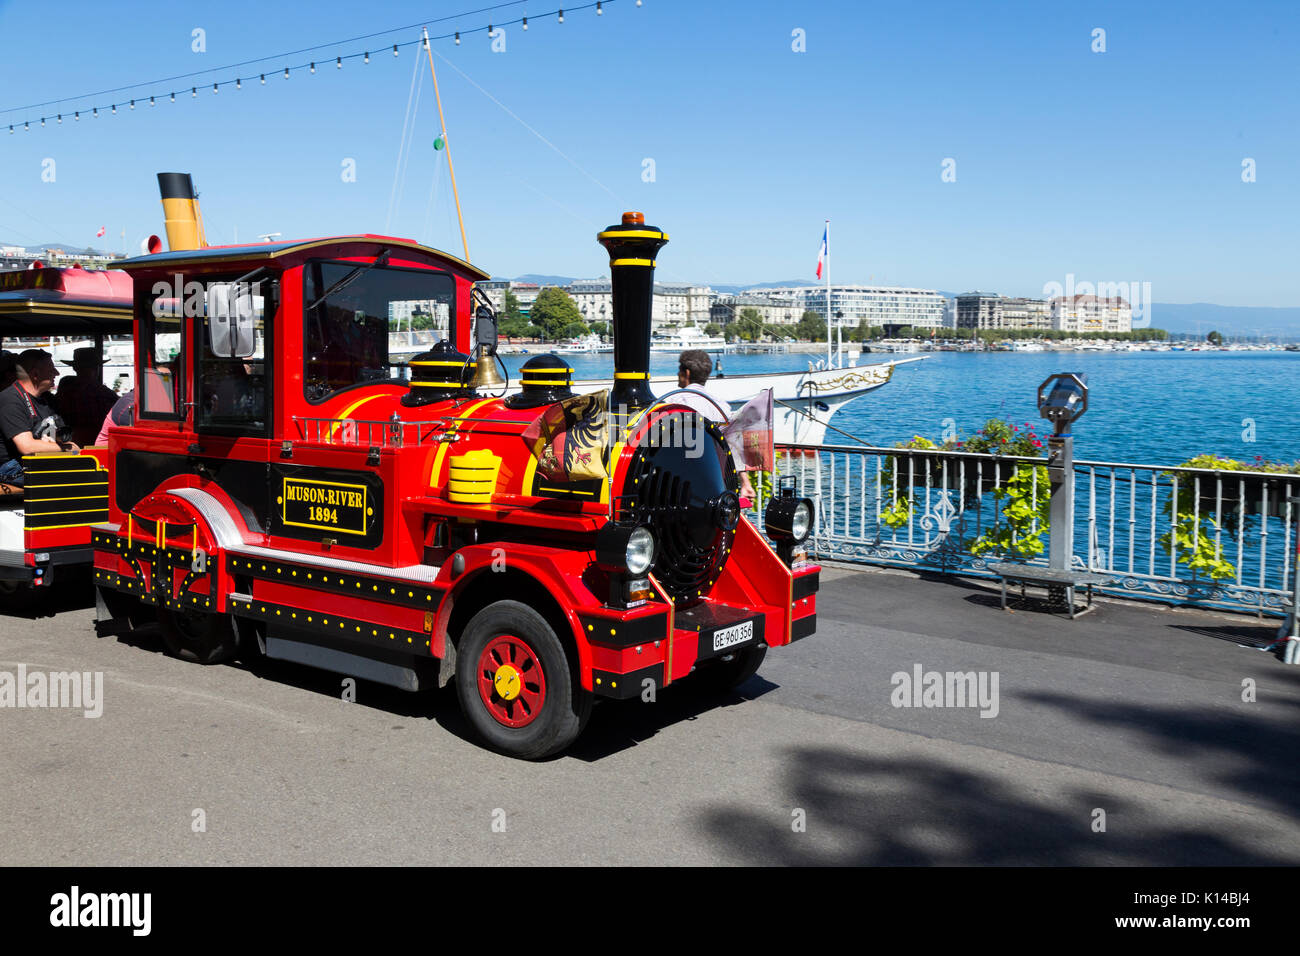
(1050, 295, 1132, 334)
(567, 279, 613, 326)
(755, 285, 946, 330)
(956, 292, 1051, 331)
(711, 294, 802, 328)
(474, 280, 512, 315)
(652, 283, 715, 329)
(955, 292, 1002, 330)
(1000, 297, 1051, 331)
(564, 279, 714, 332)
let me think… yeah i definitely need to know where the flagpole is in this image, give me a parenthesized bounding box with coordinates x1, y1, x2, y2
(825, 219, 831, 368)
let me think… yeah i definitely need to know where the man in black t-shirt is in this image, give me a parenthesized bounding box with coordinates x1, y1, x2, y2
(0, 349, 78, 487)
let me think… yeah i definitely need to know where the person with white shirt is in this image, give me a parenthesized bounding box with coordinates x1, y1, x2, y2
(674, 350, 756, 504)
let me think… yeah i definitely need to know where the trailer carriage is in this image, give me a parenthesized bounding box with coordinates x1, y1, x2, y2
(0, 266, 132, 590)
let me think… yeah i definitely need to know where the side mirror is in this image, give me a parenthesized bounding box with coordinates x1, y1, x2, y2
(475, 305, 498, 355)
(207, 282, 259, 359)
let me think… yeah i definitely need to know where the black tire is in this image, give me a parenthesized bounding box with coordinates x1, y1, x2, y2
(694, 643, 767, 693)
(455, 600, 591, 760)
(157, 605, 239, 664)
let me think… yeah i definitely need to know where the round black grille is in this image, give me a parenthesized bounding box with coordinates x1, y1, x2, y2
(622, 410, 737, 604)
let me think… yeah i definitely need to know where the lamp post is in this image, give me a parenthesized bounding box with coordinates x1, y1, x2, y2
(1038, 373, 1088, 607)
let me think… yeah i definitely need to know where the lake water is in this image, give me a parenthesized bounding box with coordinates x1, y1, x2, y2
(505, 350, 1300, 468)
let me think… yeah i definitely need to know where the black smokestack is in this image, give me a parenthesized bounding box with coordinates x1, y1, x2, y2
(597, 211, 668, 410)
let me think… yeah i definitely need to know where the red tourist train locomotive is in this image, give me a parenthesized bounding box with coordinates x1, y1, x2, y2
(91, 198, 819, 758)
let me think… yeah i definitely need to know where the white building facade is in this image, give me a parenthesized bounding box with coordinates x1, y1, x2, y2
(755, 285, 947, 330)
(1050, 295, 1132, 334)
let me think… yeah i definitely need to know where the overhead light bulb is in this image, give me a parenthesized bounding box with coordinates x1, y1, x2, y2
(393, 44, 398, 56)
(365, 51, 370, 62)
(169, 93, 175, 102)
(149, 96, 155, 106)
(597, 1, 603, 13)
(260, 74, 265, 84)
(558, 9, 564, 23)
(522, 16, 528, 29)
(454, 33, 459, 45)
(310, 62, 316, 73)
(191, 87, 197, 97)
(235, 78, 241, 89)
(129, 99, 134, 109)
(75, 111, 80, 120)
(336, 56, 342, 69)
(57, 114, 62, 124)
(284, 67, 290, 78)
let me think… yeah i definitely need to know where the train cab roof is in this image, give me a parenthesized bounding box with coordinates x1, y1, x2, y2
(115, 235, 490, 280)
(0, 265, 133, 334)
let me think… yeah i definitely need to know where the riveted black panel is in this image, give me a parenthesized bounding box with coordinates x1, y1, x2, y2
(224, 554, 444, 610)
(591, 662, 664, 700)
(579, 610, 669, 649)
(269, 464, 384, 547)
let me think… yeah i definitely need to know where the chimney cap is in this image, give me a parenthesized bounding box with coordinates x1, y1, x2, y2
(621, 211, 644, 225)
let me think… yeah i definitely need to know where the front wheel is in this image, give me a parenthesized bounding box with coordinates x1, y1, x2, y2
(455, 600, 591, 760)
(157, 605, 239, 664)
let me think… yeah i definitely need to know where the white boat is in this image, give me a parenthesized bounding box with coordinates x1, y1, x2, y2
(553, 333, 612, 354)
(650, 326, 727, 352)
(527, 356, 925, 446)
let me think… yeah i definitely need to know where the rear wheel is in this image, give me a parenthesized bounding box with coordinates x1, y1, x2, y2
(455, 600, 590, 760)
(157, 606, 239, 664)
(694, 643, 767, 693)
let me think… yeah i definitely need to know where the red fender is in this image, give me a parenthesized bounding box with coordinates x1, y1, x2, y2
(431, 542, 601, 690)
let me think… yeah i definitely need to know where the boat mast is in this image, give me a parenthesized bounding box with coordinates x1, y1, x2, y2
(424, 27, 470, 263)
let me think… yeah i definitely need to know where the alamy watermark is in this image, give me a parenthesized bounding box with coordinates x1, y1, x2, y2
(50, 886, 150, 935)
(1042, 273, 1153, 328)
(891, 664, 999, 718)
(0, 665, 103, 718)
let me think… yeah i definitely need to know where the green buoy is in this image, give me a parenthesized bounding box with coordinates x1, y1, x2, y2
(433, 136, 445, 150)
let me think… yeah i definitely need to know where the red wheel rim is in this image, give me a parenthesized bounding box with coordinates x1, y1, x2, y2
(477, 634, 546, 728)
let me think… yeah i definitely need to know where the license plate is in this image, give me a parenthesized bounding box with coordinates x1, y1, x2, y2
(712, 619, 754, 652)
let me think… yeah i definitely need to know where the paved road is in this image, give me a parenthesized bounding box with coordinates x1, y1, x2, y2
(1, 566, 1297, 865)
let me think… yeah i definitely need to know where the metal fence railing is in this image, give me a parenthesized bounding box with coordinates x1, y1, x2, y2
(749, 443, 1297, 618)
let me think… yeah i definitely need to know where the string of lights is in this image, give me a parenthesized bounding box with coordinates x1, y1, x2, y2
(3, 0, 637, 134)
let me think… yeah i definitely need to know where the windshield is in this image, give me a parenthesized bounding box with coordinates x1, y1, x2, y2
(303, 260, 455, 403)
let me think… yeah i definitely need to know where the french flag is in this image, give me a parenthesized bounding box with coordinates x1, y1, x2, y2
(815, 225, 827, 279)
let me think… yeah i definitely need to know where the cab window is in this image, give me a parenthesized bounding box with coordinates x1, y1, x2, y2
(303, 260, 455, 404)
(140, 280, 186, 419)
(197, 274, 277, 433)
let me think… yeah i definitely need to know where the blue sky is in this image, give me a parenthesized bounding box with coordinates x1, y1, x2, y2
(0, 0, 1295, 305)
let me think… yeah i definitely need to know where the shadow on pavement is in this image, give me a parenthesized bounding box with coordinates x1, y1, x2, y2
(698, 745, 1297, 865)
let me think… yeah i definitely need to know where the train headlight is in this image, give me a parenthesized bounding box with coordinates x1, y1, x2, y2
(596, 521, 657, 575)
(626, 527, 656, 575)
(765, 496, 814, 544)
